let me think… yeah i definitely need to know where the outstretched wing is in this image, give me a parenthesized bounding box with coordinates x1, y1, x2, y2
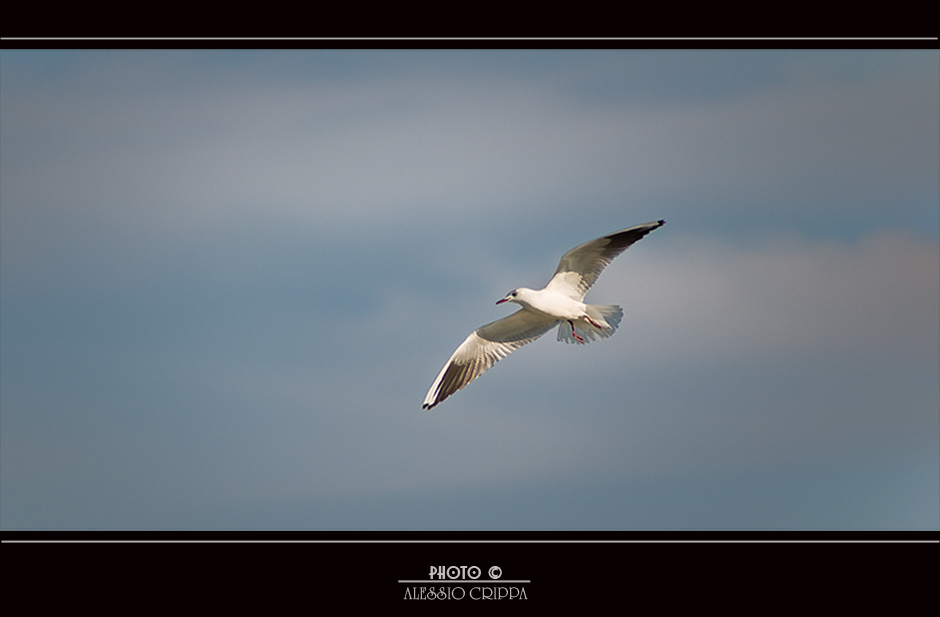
(545, 220, 665, 300)
(422, 309, 559, 409)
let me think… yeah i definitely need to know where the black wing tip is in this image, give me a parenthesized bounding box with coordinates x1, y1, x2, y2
(422, 393, 441, 409)
(637, 219, 665, 235)
(610, 219, 664, 237)
(607, 219, 665, 243)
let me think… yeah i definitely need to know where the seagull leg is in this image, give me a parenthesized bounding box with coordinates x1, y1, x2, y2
(568, 320, 585, 344)
(585, 315, 603, 329)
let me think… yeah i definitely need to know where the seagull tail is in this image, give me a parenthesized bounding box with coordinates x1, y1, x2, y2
(557, 304, 623, 344)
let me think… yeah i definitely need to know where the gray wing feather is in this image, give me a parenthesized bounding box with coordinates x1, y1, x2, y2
(546, 220, 664, 300)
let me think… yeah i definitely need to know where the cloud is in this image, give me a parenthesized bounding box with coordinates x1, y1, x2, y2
(3, 50, 936, 257)
(2, 50, 937, 529)
(604, 230, 940, 364)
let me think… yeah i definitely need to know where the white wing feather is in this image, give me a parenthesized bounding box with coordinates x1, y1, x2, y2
(422, 309, 559, 409)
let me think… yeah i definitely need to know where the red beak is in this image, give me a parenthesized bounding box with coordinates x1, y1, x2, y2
(496, 298, 508, 304)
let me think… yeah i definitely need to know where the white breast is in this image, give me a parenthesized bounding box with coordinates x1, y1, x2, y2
(516, 288, 586, 320)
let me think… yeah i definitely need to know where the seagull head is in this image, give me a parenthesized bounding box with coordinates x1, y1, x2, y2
(496, 289, 521, 305)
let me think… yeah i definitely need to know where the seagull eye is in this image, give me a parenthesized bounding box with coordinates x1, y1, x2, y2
(511, 291, 517, 297)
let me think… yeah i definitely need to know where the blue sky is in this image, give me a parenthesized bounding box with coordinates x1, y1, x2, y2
(1, 49, 937, 530)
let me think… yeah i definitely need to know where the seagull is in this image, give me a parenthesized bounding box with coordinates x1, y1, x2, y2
(422, 220, 665, 409)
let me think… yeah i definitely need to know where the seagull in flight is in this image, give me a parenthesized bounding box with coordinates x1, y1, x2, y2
(423, 220, 665, 409)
